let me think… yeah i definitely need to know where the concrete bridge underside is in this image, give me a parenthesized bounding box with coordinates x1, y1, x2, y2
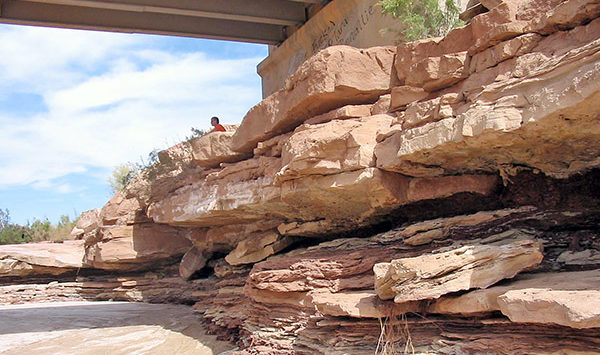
(0, 0, 325, 44)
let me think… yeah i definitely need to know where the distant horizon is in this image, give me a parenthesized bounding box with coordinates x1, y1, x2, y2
(0, 23, 267, 225)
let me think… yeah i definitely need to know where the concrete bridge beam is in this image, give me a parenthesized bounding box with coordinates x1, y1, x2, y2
(0, 0, 324, 43)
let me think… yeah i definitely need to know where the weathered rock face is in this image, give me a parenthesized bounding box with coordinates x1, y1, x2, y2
(3, 1, 600, 354)
(236, 205, 600, 354)
(377, 10, 600, 179)
(148, 156, 287, 227)
(230, 45, 396, 154)
(148, 149, 497, 236)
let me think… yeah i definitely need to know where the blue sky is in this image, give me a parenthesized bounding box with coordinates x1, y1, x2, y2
(0, 23, 268, 225)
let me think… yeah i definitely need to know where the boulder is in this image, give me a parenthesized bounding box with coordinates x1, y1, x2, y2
(70, 209, 100, 239)
(99, 191, 148, 226)
(225, 231, 292, 266)
(179, 247, 210, 280)
(231, 45, 396, 154)
(190, 131, 251, 168)
(498, 289, 600, 329)
(394, 26, 474, 85)
(374, 240, 543, 302)
(406, 51, 469, 92)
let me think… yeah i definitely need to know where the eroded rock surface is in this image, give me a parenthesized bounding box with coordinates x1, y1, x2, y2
(377, 14, 600, 179)
(0, 302, 234, 355)
(2, 1, 600, 354)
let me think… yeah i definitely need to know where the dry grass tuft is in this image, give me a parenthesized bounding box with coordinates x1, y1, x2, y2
(376, 310, 415, 355)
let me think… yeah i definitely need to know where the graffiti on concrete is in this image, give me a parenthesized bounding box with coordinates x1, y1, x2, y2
(311, 5, 376, 53)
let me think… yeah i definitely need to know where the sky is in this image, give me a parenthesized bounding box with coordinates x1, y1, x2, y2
(0, 23, 268, 225)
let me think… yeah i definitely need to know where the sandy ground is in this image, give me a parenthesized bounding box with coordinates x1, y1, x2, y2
(0, 301, 235, 355)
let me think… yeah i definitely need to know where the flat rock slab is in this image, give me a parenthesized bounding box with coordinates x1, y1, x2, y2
(0, 301, 234, 354)
(83, 223, 191, 271)
(0, 241, 85, 277)
(191, 131, 250, 168)
(498, 289, 600, 329)
(430, 269, 600, 316)
(374, 240, 543, 302)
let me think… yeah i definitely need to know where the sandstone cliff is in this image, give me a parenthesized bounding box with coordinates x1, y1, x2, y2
(2, 0, 600, 353)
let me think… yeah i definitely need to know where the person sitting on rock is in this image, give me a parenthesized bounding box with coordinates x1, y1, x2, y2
(211, 116, 226, 132)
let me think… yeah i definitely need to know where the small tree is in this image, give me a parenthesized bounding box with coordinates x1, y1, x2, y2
(185, 127, 208, 142)
(0, 209, 31, 244)
(378, 0, 463, 42)
(108, 163, 140, 194)
(0, 208, 9, 230)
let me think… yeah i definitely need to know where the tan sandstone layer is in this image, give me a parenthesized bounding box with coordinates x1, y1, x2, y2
(1, 0, 600, 353)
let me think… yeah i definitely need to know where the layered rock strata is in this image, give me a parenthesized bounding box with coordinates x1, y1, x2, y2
(2, 0, 600, 354)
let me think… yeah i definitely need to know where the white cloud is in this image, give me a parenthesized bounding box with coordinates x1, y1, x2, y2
(0, 25, 266, 189)
(0, 25, 136, 93)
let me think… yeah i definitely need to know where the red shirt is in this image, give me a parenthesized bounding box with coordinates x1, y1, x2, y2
(213, 123, 226, 132)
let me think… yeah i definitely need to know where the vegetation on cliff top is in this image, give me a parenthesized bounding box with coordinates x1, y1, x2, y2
(379, 0, 463, 42)
(108, 127, 207, 194)
(0, 208, 78, 245)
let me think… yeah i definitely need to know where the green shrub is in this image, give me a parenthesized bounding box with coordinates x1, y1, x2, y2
(108, 126, 206, 194)
(378, 0, 463, 42)
(0, 209, 78, 245)
(185, 127, 208, 142)
(108, 162, 140, 194)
